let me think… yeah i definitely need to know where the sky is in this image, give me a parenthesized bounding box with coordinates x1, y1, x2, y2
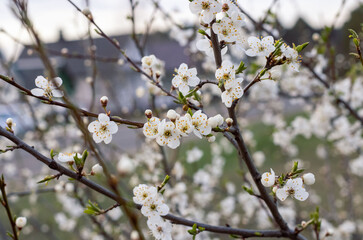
(0, 0, 362, 59)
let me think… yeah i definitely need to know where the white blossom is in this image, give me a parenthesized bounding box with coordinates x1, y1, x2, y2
(143, 117, 161, 139)
(141, 195, 169, 218)
(88, 114, 118, 144)
(133, 184, 158, 205)
(175, 114, 194, 137)
(276, 178, 309, 201)
(57, 152, 81, 164)
(261, 168, 275, 187)
(245, 36, 275, 57)
(191, 110, 211, 138)
(147, 216, 172, 240)
(156, 120, 181, 149)
(189, 0, 222, 23)
(30, 76, 64, 98)
(172, 63, 200, 95)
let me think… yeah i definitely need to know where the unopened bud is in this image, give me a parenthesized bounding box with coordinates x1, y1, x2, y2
(100, 96, 108, 108)
(82, 8, 93, 20)
(155, 71, 161, 80)
(182, 105, 189, 111)
(302, 173, 315, 185)
(207, 135, 216, 142)
(130, 230, 140, 240)
(145, 109, 153, 118)
(15, 217, 27, 229)
(222, 3, 229, 12)
(226, 118, 233, 127)
(272, 186, 278, 193)
(301, 221, 307, 228)
(91, 164, 103, 175)
(167, 109, 177, 121)
(6, 118, 13, 128)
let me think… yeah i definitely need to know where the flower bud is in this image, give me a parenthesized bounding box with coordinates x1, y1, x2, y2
(144, 109, 153, 119)
(301, 221, 307, 228)
(167, 109, 178, 121)
(302, 173, 315, 185)
(208, 114, 224, 128)
(91, 164, 103, 175)
(100, 96, 108, 108)
(82, 8, 93, 20)
(272, 186, 278, 193)
(226, 118, 233, 127)
(130, 230, 140, 240)
(207, 135, 216, 142)
(15, 217, 27, 229)
(6, 118, 13, 128)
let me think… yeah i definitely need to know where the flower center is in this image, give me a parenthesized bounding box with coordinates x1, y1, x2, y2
(223, 73, 230, 80)
(100, 125, 108, 133)
(222, 29, 229, 36)
(258, 44, 265, 52)
(164, 130, 172, 137)
(142, 193, 148, 199)
(150, 204, 156, 210)
(288, 189, 295, 195)
(157, 226, 163, 233)
(201, 1, 210, 10)
(182, 76, 189, 82)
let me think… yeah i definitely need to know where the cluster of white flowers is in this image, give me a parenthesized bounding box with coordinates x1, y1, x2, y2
(133, 184, 172, 240)
(31, 76, 64, 98)
(192, 0, 247, 56)
(216, 60, 244, 107)
(143, 109, 223, 149)
(261, 168, 315, 202)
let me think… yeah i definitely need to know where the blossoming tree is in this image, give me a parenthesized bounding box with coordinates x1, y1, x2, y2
(0, 0, 363, 239)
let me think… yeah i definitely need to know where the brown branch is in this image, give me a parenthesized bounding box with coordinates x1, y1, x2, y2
(0, 176, 19, 240)
(0, 74, 144, 128)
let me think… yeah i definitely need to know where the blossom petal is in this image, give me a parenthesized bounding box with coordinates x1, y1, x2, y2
(157, 204, 170, 216)
(88, 121, 100, 133)
(52, 90, 64, 97)
(34, 76, 48, 88)
(294, 188, 309, 201)
(104, 135, 112, 144)
(172, 76, 182, 88)
(108, 121, 118, 134)
(98, 113, 109, 123)
(30, 88, 45, 97)
(276, 188, 289, 201)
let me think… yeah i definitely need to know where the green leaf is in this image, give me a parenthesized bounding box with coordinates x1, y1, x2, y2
(235, 61, 247, 74)
(50, 149, 57, 159)
(295, 42, 309, 53)
(198, 29, 207, 36)
(84, 200, 102, 215)
(348, 29, 359, 39)
(242, 186, 254, 195)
